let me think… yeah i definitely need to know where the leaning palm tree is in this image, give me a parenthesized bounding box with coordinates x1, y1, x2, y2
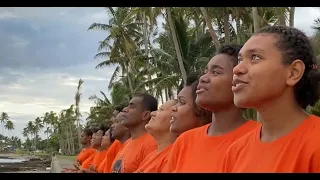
(88, 7, 142, 96)
(74, 79, 84, 150)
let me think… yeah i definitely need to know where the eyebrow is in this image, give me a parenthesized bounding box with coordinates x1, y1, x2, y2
(239, 48, 265, 56)
(207, 64, 224, 70)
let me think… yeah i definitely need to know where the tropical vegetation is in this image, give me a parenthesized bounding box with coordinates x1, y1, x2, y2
(1, 7, 319, 155)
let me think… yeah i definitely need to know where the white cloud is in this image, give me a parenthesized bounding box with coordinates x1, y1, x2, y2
(0, 63, 115, 140)
(295, 7, 320, 36)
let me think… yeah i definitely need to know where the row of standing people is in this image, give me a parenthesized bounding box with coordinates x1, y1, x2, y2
(67, 25, 320, 173)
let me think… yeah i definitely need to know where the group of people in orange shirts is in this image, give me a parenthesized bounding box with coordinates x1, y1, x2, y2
(63, 25, 320, 173)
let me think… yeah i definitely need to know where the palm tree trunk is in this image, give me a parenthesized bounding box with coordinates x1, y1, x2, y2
(235, 17, 241, 44)
(166, 7, 188, 84)
(277, 7, 286, 26)
(223, 9, 230, 44)
(200, 7, 221, 51)
(160, 92, 164, 104)
(164, 88, 168, 101)
(69, 125, 75, 155)
(76, 116, 81, 151)
(289, 7, 295, 27)
(143, 12, 152, 94)
(125, 63, 134, 96)
(252, 7, 260, 33)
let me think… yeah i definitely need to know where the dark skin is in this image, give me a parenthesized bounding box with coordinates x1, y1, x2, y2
(145, 100, 177, 152)
(110, 110, 120, 123)
(171, 87, 201, 136)
(234, 34, 308, 142)
(122, 97, 151, 139)
(82, 130, 112, 173)
(111, 111, 131, 143)
(196, 54, 246, 136)
(80, 132, 92, 148)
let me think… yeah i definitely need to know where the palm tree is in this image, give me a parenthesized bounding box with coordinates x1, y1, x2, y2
(88, 7, 143, 96)
(74, 79, 84, 150)
(0, 112, 9, 135)
(4, 120, 14, 137)
(166, 7, 188, 84)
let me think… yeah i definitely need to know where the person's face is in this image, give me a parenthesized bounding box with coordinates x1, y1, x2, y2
(196, 54, 235, 111)
(110, 110, 120, 122)
(101, 130, 112, 148)
(90, 133, 96, 145)
(92, 130, 104, 146)
(80, 132, 91, 145)
(111, 112, 129, 140)
(171, 86, 201, 135)
(233, 34, 298, 108)
(122, 97, 150, 128)
(145, 100, 177, 135)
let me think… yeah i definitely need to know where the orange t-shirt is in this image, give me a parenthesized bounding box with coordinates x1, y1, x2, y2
(164, 120, 259, 173)
(81, 151, 96, 169)
(223, 115, 320, 173)
(89, 149, 108, 171)
(134, 145, 173, 173)
(96, 140, 123, 173)
(111, 133, 158, 173)
(77, 147, 96, 165)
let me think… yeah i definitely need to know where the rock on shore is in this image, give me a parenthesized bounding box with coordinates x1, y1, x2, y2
(0, 155, 51, 173)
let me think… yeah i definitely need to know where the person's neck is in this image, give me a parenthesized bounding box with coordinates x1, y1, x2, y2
(99, 146, 109, 151)
(257, 91, 309, 142)
(208, 105, 247, 136)
(153, 132, 176, 152)
(118, 132, 131, 144)
(92, 145, 101, 150)
(130, 123, 148, 139)
(83, 143, 91, 149)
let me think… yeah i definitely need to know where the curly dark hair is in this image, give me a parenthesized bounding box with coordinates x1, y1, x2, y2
(186, 73, 212, 125)
(217, 44, 243, 66)
(255, 26, 320, 109)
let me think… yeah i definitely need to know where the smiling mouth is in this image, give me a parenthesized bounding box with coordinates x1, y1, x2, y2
(232, 83, 247, 92)
(196, 88, 207, 94)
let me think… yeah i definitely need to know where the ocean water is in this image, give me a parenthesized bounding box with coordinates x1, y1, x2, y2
(0, 158, 25, 163)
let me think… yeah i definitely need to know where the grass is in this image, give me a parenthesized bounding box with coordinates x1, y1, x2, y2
(59, 155, 77, 161)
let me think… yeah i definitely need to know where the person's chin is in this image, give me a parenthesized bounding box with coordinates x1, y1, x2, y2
(233, 95, 252, 108)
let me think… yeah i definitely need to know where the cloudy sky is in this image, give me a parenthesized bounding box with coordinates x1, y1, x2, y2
(0, 7, 319, 141)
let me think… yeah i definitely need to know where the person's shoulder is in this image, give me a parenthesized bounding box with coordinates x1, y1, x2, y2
(87, 147, 96, 153)
(302, 115, 320, 147)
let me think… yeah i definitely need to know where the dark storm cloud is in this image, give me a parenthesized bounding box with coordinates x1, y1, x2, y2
(0, 7, 109, 70)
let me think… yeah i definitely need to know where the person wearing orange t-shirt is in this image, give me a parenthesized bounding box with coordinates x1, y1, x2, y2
(82, 127, 114, 173)
(98, 110, 131, 173)
(164, 45, 260, 173)
(80, 127, 100, 170)
(223, 26, 320, 173)
(77, 128, 95, 165)
(135, 99, 178, 173)
(111, 94, 158, 173)
(169, 73, 212, 138)
(62, 128, 95, 173)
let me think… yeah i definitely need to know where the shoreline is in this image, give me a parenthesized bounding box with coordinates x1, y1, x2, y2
(0, 154, 51, 173)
